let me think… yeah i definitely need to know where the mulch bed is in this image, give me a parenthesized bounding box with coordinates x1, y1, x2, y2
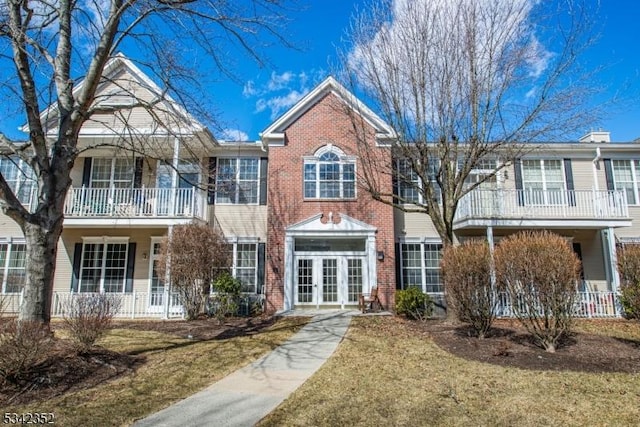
(409, 318, 640, 374)
(1, 315, 279, 407)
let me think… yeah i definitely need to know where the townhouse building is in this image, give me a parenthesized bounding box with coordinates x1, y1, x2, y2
(0, 56, 636, 317)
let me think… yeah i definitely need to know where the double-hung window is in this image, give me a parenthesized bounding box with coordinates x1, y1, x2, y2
(220, 242, 258, 293)
(0, 156, 35, 205)
(216, 158, 260, 204)
(399, 242, 443, 294)
(611, 160, 640, 205)
(394, 157, 441, 205)
(304, 146, 356, 199)
(0, 241, 27, 293)
(79, 240, 129, 293)
(90, 158, 134, 189)
(521, 159, 566, 205)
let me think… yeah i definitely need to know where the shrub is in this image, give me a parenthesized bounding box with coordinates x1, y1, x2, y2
(396, 287, 433, 320)
(617, 244, 640, 319)
(157, 224, 231, 320)
(63, 293, 122, 352)
(441, 241, 497, 338)
(494, 231, 580, 353)
(208, 272, 242, 322)
(0, 319, 52, 384)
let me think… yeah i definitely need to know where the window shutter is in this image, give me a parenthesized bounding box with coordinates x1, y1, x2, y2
(257, 242, 266, 294)
(604, 159, 614, 191)
(259, 158, 268, 205)
(208, 157, 217, 205)
(71, 243, 83, 292)
(82, 158, 92, 187)
(392, 162, 399, 205)
(395, 243, 402, 289)
(563, 158, 576, 206)
(134, 157, 144, 188)
(125, 243, 136, 293)
(513, 159, 524, 206)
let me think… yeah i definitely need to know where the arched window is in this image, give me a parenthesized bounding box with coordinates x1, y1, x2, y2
(303, 146, 356, 199)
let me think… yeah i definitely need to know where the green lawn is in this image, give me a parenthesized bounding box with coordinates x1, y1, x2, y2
(4, 317, 307, 427)
(259, 316, 640, 427)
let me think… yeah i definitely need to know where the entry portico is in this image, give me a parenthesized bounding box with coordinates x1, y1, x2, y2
(283, 213, 377, 311)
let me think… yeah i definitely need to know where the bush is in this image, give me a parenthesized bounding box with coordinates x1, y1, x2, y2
(208, 272, 242, 322)
(617, 244, 640, 319)
(495, 231, 580, 352)
(396, 287, 433, 320)
(63, 293, 122, 352)
(157, 224, 231, 320)
(442, 241, 497, 338)
(0, 319, 52, 384)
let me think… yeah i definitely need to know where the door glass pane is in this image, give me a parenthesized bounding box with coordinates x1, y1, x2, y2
(322, 259, 338, 303)
(347, 259, 362, 303)
(297, 259, 313, 303)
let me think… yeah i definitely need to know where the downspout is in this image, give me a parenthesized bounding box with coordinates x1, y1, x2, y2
(592, 146, 601, 191)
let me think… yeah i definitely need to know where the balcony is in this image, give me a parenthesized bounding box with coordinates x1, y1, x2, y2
(454, 189, 630, 229)
(63, 186, 207, 227)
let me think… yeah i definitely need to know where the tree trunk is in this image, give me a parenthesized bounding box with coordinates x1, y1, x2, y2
(19, 221, 64, 324)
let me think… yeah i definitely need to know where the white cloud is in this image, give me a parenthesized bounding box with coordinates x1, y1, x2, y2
(244, 69, 325, 120)
(220, 128, 250, 141)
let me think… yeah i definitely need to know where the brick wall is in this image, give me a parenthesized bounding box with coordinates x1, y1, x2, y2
(264, 92, 396, 312)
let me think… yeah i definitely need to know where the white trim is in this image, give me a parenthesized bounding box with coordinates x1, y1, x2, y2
(260, 76, 396, 146)
(81, 236, 130, 243)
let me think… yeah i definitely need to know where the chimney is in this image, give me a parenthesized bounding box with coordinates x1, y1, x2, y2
(579, 130, 610, 143)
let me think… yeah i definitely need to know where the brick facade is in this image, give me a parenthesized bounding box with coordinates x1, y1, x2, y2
(265, 92, 396, 312)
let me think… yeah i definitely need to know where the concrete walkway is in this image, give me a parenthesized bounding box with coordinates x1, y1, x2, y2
(134, 311, 353, 427)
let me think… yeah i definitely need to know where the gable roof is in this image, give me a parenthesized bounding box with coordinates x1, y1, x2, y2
(27, 53, 211, 138)
(260, 76, 396, 147)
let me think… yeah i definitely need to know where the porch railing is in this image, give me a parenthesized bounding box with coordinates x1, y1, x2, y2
(64, 186, 205, 219)
(51, 291, 185, 319)
(428, 290, 621, 318)
(455, 189, 628, 223)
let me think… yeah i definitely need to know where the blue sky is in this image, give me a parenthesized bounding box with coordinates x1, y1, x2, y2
(2, 0, 639, 143)
(217, 0, 640, 143)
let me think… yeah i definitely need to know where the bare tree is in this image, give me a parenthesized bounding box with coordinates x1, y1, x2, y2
(156, 223, 230, 320)
(339, 0, 601, 245)
(0, 0, 293, 324)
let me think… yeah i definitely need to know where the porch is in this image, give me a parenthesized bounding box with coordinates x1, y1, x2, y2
(63, 186, 207, 226)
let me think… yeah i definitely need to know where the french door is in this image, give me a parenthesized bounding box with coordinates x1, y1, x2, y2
(295, 256, 365, 307)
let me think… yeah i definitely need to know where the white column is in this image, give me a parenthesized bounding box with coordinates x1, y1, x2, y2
(606, 227, 620, 293)
(170, 137, 180, 216)
(164, 225, 173, 320)
(283, 235, 294, 311)
(486, 225, 496, 290)
(367, 235, 377, 294)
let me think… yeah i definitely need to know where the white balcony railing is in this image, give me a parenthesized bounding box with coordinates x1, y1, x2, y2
(455, 189, 629, 223)
(64, 186, 205, 219)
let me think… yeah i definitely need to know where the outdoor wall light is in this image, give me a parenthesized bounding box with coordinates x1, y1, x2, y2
(377, 251, 385, 261)
(142, 252, 148, 260)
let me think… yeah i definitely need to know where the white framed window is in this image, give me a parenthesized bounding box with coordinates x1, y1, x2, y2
(216, 158, 260, 204)
(395, 158, 441, 205)
(0, 156, 35, 205)
(400, 242, 443, 294)
(0, 241, 27, 294)
(463, 159, 498, 189)
(612, 159, 640, 205)
(304, 146, 356, 200)
(79, 238, 129, 293)
(521, 159, 566, 205)
(220, 241, 258, 293)
(91, 158, 134, 189)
